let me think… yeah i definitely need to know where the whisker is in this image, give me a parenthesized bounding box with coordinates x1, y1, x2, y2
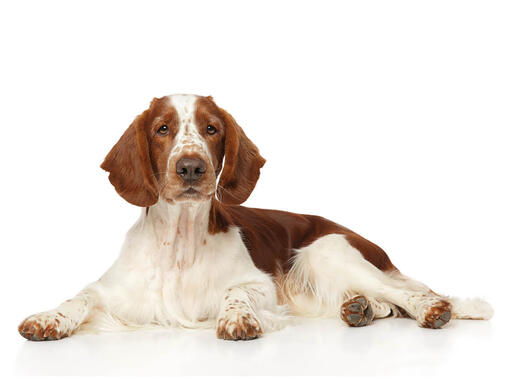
(215, 184, 238, 201)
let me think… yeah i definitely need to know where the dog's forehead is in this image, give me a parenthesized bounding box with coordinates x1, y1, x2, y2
(166, 94, 198, 121)
(161, 94, 220, 121)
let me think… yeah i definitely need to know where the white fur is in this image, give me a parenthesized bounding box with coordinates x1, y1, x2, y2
(81, 199, 285, 332)
(449, 297, 494, 320)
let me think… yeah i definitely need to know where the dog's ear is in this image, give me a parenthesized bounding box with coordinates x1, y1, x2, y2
(101, 109, 158, 207)
(217, 107, 266, 205)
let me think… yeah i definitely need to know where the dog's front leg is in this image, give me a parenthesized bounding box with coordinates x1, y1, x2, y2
(18, 284, 99, 341)
(216, 284, 272, 341)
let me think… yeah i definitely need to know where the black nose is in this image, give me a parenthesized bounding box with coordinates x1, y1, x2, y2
(176, 157, 207, 184)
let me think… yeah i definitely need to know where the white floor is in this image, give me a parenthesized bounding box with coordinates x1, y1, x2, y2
(13, 316, 505, 376)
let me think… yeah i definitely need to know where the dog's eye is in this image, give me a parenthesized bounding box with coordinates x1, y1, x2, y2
(206, 125, 217, 135)
(157, 125, 169, 135)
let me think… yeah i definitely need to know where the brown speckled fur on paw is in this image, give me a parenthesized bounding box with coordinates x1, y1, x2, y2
(421, 300, 452, 329)
(340, 295, 375, 327)
(216, 313, 262, 341)
(18, 316, 68, 341)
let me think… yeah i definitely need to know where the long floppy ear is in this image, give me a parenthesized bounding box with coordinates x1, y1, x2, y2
(100, 110, 158, 207)
(217, 107, 266, 204)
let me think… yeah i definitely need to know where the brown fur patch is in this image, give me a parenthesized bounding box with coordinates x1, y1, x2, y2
(220, 205, 398, 277)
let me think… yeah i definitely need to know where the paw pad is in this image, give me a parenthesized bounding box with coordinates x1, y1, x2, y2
(340, 295, 374, 327)
(421, 300, 452, 329)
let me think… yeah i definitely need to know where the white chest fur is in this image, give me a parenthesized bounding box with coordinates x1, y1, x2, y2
(98, 199, 266, 328)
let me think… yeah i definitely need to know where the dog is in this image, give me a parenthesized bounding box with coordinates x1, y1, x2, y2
(18, 94, 493, 341)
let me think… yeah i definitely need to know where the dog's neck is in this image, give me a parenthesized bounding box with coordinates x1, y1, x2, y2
(145, 198, 212, 269)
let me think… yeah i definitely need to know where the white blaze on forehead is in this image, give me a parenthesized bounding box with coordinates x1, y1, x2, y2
(167, 94, 212, 162)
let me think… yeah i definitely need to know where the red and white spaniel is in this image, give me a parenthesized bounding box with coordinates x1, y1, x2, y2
(19, 94, 493, 341)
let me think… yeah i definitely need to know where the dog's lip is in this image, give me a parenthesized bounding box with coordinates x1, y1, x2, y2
(181, 187, 199, 196)
(175, 187, 215, 200)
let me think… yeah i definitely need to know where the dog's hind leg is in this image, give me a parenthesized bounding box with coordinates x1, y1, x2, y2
(375, 278, 454, 329)
(284, 233, 492, 329)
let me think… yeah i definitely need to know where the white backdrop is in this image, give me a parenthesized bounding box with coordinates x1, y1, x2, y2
(1, 0, 509, 384)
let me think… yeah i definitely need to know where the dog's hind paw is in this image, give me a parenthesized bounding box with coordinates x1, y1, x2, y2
(340, 295, 374, 327)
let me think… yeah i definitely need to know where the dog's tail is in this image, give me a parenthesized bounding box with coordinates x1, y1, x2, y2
(449, 297, 493, 320)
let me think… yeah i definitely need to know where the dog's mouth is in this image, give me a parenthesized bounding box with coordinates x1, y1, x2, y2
(163, 181, 216, 203)
(182, 188, 198, 196)
(176, 187, 204, 200)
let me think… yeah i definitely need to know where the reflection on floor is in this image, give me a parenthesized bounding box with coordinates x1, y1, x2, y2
(16, 317, 496, 376)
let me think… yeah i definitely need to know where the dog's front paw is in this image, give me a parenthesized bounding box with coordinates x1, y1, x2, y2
(18, 311, 70, 341)
(216, 311, 263, 341)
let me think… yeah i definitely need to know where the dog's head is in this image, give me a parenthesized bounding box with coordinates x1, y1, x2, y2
(101, 95, 265, 206)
